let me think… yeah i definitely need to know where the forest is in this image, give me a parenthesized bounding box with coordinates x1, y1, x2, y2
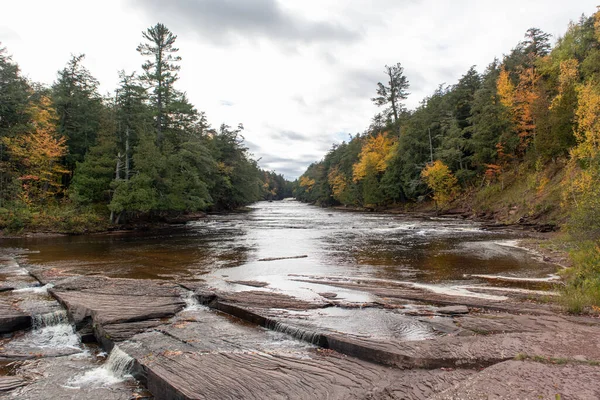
(0, 23, 292, 233)
(294, 11, 600, 311)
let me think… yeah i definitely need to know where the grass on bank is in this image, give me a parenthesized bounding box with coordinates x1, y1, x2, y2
(559, 241, 600, 314)
(0, 201, 109, 234)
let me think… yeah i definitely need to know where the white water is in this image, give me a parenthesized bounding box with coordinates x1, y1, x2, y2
(267, 320, 323, 345)
(13, 283, 55, 293)
(67, 346, 135, 388)
(182, 291, 208, 312)
(29, 310, 80, 350)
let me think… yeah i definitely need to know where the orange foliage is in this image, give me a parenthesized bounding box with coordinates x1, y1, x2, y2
(513, 66, 540, 152)
(4, 95, 67, 203)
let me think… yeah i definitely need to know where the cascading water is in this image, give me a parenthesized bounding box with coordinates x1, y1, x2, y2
(266, 320, 324, 346)
(105, 346, 135, 378)
(28, 310, 80, 350)
(67, 345, 135, 388)
(182, 290, 207, 312)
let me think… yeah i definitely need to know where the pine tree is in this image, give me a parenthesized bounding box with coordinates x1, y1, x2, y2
(137, 23, 182, 146)
(52, 54, 103, 172)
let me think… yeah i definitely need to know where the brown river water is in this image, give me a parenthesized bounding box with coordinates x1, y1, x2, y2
(2, 199, 558, 300)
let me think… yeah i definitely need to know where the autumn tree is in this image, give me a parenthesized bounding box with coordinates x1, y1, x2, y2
(536, 59, 579, 160)
(563, 79, 600, 238)
(421, 160, 458, 211)
(5, 95, 67, 203)
(352, 133, 396, 206)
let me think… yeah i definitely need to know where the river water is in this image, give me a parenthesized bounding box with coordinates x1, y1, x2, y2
(2, 200, 557, 301)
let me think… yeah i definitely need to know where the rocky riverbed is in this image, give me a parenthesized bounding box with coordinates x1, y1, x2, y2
(1, 201, 599, 399)
(0, 248, 599, 399)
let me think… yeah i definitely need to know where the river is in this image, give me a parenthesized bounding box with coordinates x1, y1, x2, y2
(2, 199, 557, 299)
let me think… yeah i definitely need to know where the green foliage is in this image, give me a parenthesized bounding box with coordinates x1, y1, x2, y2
(52, 54, 103, 171)
(0, 26, 291, 233)
(560, 242, 600, 313)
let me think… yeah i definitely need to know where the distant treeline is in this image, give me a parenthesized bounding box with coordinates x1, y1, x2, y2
(0, 23, 291, 231)
(294, 11, 600, 241)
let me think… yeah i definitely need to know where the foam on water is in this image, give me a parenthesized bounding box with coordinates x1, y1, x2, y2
(14, 283, 54, 294)
(66, 346, 135, 388)
(182, 291, 208, 312)
(30, 310, 80, 349)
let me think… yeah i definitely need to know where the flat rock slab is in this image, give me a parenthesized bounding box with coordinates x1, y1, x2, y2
(197, 291, 600, 370)
(50, 290, 185, 325)
(6, 355, 143, 399)
(431, 360, 600, 399)
(226, 280, 270, 288)
(198, 289, 329, 310)
(0, 376, 27, 392)
(291, 277, 557, 315)
(120, 309, 474, 400)
(0, 304, 30, 334)
(140, 350, 472, 400)
(51, 275, 182, 297)
(438, 305, 469, 315)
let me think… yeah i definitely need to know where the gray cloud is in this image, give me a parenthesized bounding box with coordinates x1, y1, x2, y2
(130, 0, 361, 46)
(271, 130, 308, 142)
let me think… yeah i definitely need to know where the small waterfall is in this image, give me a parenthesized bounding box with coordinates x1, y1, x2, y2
(105, 346, 135, 378)
(32, 309, 69, 328)
(29, 310, 80, 349)
(67, 346, 135, 388)
(182, 291, 207, 312)
(267, 320, 324, 346)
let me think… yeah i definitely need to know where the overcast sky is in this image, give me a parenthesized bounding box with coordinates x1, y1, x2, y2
(1, 1, 596, 178)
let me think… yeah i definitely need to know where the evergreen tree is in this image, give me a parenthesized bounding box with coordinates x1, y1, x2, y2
(0, 45, 31, 206)
(137, 23, 182, 146)
(371, 63, 410, 135)
(52, 54, 103, 172)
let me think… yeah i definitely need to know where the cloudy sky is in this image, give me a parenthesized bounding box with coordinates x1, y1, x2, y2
(1, 1, 596, 178)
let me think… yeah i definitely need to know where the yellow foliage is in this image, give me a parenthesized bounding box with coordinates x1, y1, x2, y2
(562, 80, 600, 222)
(299, 176, 315, 192)
(352, 133, 396, 182)
(572, 80, 600, 161)
(421, 160, 458, 209)
(4, 95, 67, 203)
(327, 167, 347, 200)
(550, 59, 579, 110)
(497, 67, 515, 108)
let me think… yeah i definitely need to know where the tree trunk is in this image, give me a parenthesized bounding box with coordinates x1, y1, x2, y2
(115, 152, 122, 180)
(125, 127, 130, 181)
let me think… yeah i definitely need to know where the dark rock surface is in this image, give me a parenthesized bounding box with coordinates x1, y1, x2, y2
(431, 360, 600, 399)
(2, 249, 600, 399)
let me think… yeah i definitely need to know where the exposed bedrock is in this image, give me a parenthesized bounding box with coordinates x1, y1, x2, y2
(3, 256, 600, 399)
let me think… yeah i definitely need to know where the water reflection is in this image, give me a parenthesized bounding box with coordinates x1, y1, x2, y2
(1, 200, 557, 292)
